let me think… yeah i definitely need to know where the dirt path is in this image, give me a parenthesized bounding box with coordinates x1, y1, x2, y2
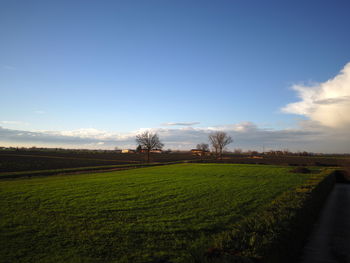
(298, 183, 350, 263)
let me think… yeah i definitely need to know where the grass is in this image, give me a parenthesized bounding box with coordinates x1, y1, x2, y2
(0, 163, 157, 179)
(0, 161, 191, 179)
(0, 164, 314, 263)
(0, 164, 131, 178)
(202, 168, 335, 263)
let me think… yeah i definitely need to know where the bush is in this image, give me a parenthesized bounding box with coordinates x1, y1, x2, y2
(334, 169, 350, 183)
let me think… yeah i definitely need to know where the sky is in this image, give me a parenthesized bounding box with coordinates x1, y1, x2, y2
(1, 0, 350, 152)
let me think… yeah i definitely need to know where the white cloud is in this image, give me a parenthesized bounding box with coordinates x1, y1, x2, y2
(2, 62, 350, 154)
(162, 122, 200, 126)
(44, 128, 134, 141)
(282, 62, 350, 128)
(55, 128, 112, 139)
(206, 122, 259, 132)
(2, 121, 349, 153)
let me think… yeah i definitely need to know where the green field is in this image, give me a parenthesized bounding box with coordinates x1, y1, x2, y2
(0, 164, 312, 263)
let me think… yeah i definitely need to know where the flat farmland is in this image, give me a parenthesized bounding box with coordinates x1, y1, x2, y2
(0, 154, 132, 173)
(0, 151, 199, 173)
(1, 150, 349, 174)
(0, 164, 312, 263)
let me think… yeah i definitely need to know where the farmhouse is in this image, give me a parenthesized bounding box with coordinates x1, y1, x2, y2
(191, 149, 210, 156)
(121, 149, 135, 154)
(137, 148, 163, 153)
(150, 149, 162, 154)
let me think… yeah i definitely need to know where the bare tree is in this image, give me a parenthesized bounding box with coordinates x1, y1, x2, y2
(196, 143, 209, 152)
(136, 131, 164, 162)
(234, 148, 243, 154)
(209, 131, 233, 159)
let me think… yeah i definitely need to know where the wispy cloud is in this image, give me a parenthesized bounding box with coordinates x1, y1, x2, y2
(282, 62, 350, 128)
(162, 122, 200, 126)
(34, 110, 45, 114)
(0, 120, 29, 126)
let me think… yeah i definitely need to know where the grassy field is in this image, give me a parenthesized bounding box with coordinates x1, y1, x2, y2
(0, 164, 314, 263)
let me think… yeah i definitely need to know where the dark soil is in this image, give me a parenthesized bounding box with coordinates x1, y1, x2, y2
(290, 167, 312, 173)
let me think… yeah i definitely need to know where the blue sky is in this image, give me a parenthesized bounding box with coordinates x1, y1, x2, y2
(1, 0, 350, 152)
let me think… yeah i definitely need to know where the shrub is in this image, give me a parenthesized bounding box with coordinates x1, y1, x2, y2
(334, 169, 350, 183)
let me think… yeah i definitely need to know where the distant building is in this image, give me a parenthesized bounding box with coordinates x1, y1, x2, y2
(150, 149, 162, 154)
(137, 149, 163, 154)
(190, 149, 210, 156)
(250, 155, 263, 159)
(121, 149, 135, 154)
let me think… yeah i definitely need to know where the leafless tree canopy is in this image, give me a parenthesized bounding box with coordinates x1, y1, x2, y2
(196, 143, 209, 152)
(209, 131, 233, 158)
(234, 148, 243, 154)
(136, 131, 164, 162)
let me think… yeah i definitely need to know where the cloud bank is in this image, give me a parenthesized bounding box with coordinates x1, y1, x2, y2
(1, 63, 350, 153)
(283, 62, 350, 128)
(1, 121, 349, 153)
